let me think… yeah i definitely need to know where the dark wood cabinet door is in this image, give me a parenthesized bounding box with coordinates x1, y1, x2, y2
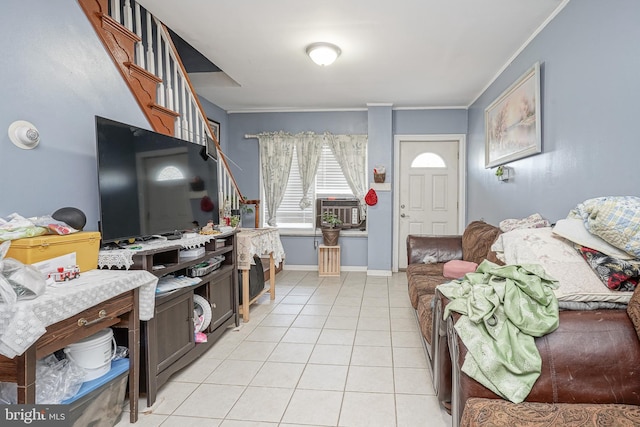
(154, 291, 195, 373)
(209, 269, 234, 331)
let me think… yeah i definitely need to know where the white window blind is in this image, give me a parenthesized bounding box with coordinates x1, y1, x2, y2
(264, 142, 355, 228)
(316, 144, 353, 196)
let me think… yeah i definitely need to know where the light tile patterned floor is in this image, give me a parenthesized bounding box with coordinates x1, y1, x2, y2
(117, 271, 452, 427)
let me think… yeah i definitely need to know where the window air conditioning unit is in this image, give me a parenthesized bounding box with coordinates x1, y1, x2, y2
(316, 198, 365, 230)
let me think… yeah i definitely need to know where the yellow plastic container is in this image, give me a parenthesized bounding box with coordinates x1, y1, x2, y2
(6, 232, 101, 272)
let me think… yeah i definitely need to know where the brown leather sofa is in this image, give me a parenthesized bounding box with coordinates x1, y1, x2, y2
(406, 220, 502, 341)
(446, 299, 640, 426)
(405, 221, 502, 407)
(407, 221, 640, 427)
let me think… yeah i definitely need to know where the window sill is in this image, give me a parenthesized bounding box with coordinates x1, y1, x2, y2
(277, 228, 368, 238)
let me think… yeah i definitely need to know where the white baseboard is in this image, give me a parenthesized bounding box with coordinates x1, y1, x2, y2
(367, 270, 393, 277)
(345, 266, 368, 272)
(282, 265, 375, 273)
(282, 265, 317, 271)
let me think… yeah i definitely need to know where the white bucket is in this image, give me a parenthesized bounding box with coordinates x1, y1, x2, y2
(64, 328, 116, 382)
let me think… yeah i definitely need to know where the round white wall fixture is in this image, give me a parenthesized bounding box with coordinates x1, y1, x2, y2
(8, 120, 40, 149)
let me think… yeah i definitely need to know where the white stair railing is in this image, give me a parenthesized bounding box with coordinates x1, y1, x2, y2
(108, 0, 244, 214)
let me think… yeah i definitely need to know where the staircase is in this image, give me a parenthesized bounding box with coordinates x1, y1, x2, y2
(78, 0, 260, 225)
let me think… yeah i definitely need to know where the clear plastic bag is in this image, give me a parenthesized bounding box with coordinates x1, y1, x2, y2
(113, 346, 129, 360)
(0, 213, 48, 242)
(36, 354, 86, 404)
(0, 241, 46, 305)
(0, 354, 86, 404)
(0, 382, 17, 404)
(30, 215, 79, 235)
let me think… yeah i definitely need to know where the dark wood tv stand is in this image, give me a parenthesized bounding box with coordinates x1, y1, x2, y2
(126, 232, 239, 408)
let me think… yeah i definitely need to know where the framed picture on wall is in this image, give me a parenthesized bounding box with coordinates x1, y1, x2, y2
(207, 118, 220, 143)
(206, 118, 220, 160)
(485, 62, 541, 168)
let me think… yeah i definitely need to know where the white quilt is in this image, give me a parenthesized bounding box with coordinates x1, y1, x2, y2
(492, 227, 632, 304)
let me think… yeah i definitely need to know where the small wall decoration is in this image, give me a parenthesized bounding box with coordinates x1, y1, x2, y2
(206, 118, 220, 160)
(485, 62, 541, 168)
(207, 118, 220, 142)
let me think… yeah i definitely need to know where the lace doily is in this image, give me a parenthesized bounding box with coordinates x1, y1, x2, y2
(98, 235, 217, 270)
(237, 228, 285, 270)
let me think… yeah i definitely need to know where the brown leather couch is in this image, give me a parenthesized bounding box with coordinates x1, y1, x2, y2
(445, 299, 640, 427)
(407, 221, 640, 427)
(405, 221, 502, 407)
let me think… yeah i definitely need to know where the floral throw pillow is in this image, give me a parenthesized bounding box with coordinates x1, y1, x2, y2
(576, 245, 640, 292)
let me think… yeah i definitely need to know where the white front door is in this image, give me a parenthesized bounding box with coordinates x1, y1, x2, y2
(397, 138, 461, 269)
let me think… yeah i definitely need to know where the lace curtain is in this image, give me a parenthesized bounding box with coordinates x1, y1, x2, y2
(324, 133, 368, 217)
(295, 133, 323, 209)
(257, 132, 295, 226)
(257, 131, 367, 225)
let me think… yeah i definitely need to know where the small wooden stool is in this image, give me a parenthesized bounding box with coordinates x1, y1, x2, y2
(318, 245, 340, 277)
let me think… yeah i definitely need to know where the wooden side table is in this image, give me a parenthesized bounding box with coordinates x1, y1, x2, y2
(318, 245, 341, 277)
(237, 228, 285, 322)
(0, 270, 158, 424)
(0, 289, 140, 423)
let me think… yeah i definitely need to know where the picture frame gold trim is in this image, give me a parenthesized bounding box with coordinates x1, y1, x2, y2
(485, 62, 541, 168)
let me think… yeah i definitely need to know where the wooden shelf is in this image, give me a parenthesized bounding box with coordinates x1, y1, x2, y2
(131, 232, 239, 408)
(370, 182, 391, 191)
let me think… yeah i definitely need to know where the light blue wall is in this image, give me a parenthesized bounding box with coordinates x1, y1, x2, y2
(199, 96, 228, 151)
(393, 109, 468, 135)
(467, 0, 640, 224)
(367, 106, 393, 272)
(0, 0, 147, 230)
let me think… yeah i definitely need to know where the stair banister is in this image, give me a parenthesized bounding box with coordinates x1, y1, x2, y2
(133, 2, 144, 68)
(80, 0, 260, 227)
(157, 21, 256, 219)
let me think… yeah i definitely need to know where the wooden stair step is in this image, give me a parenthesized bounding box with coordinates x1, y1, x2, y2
(78, 0, 178, 138)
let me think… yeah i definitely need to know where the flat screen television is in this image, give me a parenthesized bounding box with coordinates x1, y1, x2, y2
(95, 116, 219, 244)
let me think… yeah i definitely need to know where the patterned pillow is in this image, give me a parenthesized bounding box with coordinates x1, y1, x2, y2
(570, 196, 640, 258)
(575, 245, 640, 291)
(499, 213, 550, 232)
(627, 288, 640, 341)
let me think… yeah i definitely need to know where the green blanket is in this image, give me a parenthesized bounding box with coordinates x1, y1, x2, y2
(438, 260, 559, 403)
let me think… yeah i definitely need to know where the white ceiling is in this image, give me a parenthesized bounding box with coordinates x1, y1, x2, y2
(137, 0, 566, 113)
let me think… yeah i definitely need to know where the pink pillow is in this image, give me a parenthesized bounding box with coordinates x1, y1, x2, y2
(443, 260, 478, 279)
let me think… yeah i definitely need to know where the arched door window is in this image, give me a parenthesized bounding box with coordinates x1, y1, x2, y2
(157, 165, 184, 181)
(411, 152, 446, 168)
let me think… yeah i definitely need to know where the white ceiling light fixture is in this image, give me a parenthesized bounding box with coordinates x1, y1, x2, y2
(8, 120, 40, 149)
(306, 42, 341, 66)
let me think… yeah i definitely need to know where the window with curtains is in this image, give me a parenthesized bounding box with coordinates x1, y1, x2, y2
(263, 143, 354, 228)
